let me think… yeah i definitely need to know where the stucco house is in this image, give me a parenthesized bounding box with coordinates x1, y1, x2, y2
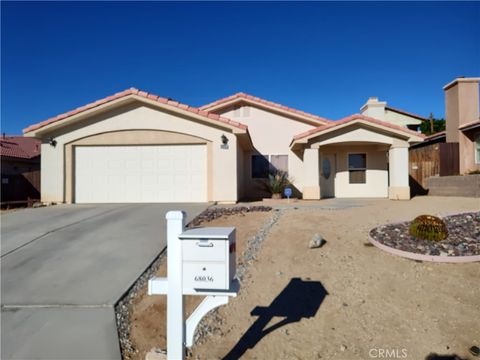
(444, 77, 480, 174)
(0, 135, 41, 203)
(23, 89, 424, 204)
(410, 77, 480, 175)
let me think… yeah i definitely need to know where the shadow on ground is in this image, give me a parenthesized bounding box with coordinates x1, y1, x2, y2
(425, 353, 468, 360)
(222, 277, 328, 360)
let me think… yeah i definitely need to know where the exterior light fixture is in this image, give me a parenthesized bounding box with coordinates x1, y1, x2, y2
(47, 137, 57, 147)
(221, 134, 229, 149)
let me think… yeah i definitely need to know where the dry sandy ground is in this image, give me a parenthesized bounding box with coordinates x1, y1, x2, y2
(130, 196, 479, 360)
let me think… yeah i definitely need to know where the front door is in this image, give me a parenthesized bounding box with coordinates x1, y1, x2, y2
(320, 153, 335, 198)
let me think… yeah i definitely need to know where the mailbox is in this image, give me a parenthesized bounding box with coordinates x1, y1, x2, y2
(179, 227, 236, 291)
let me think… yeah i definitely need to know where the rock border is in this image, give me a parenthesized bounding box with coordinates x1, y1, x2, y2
(368, 212, 480, 263)
(368, 234, 480, 263)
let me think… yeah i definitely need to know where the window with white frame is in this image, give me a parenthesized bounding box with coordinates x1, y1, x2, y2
(251, 154, 288, 178)
(476, 134, 480, 164)
(348, 153, 366, 184)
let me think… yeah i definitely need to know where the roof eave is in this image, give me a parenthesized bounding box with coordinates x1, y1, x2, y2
(459, 121, 480, 132)
(24, 94, 248, 138)
(290, 119, 424, 149)
(202, 96, 331, 126)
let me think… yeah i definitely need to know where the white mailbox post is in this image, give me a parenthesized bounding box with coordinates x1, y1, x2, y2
(148, 211, 239, 360)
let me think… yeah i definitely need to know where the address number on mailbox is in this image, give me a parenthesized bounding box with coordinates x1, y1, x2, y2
(179, 227, 236, 291)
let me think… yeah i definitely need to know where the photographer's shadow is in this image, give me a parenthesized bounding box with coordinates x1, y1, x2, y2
(223, 277, 328, 360)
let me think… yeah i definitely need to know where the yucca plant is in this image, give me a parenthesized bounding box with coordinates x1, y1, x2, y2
(265, 170, 290, 198)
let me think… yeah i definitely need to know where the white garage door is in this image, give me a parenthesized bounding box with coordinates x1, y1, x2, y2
(75, 145, 207, 203)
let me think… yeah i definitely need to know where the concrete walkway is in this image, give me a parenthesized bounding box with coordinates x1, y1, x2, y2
(1, 203, 207, 360)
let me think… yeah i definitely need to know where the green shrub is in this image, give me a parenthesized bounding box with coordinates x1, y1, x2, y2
(409, 215, 448, 241)
(265, 170, 290, 195)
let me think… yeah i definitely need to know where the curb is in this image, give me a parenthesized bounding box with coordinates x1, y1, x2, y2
(368, 234, 480, 263)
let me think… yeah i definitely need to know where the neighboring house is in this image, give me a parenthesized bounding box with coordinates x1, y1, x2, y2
(445, 77, 480, 174)
(23, 89, 423, 204)
(0, 135, 41, 203)
(360, 97, 427, 131)
(410, 77, 480, 175)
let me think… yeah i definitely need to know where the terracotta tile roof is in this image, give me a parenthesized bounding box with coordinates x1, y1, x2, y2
(385, 106, 428, 121)
(200, 92, 331, 124)
(0, 136, 41, 159)
(23, 88, 248, 134)
(458, 119, 480, 131)
(293, 114, 426, 141)
(424, 130, 446, 141)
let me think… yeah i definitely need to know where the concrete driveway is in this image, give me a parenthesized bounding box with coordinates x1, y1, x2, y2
(1, 203, 207, 360)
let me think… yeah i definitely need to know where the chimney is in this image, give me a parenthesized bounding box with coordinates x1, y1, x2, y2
(360, 97, 387, 120)
(444, 77, 480, 143)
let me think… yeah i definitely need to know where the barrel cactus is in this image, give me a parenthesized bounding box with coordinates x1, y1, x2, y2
(409, 215, 448, 241)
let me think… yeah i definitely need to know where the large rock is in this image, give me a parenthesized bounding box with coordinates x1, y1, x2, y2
(309, 234, 326, 249)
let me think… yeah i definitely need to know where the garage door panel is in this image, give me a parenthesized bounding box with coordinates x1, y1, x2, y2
(75, 145, 207, 203)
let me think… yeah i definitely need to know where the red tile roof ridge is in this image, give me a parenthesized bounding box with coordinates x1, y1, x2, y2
(293, 113, 426, 141)
(23, 88, 248, 134)
(200, 92, 331, 124)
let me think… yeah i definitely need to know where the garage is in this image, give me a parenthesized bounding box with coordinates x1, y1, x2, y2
(23, 88, 251, 204)
(75, 144, 207, 203)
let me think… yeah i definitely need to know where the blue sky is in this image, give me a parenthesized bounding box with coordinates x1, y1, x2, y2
(2, 1, 479, 134)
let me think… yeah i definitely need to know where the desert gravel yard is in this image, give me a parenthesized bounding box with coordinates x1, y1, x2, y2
(130, 197, 479, 360)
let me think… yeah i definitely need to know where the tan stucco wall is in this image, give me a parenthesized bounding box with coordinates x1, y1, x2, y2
(388, 144, 410, 200)
(445, 79, 480, 173)
(40, 103, 239, 203)
(236, 143, 245, 200)
(319, 144, 389, 198)
(446, 83, 460, 143)
(384, 110, 422, 128)
(218, 105, 316, 199)
(309, 126, 397, 148)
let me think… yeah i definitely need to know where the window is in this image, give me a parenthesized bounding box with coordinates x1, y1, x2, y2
(476, 134, 480, 164)
(252, 155, 269, 178)
(348, 153, 366, 184)
(270, 155, 288, 173)
(251, 154, 288, 178)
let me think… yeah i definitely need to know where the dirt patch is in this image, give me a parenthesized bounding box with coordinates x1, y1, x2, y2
(190, 197, 480, 360)
(129, 197, 480, 360)
(127, 210, 272, 360)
